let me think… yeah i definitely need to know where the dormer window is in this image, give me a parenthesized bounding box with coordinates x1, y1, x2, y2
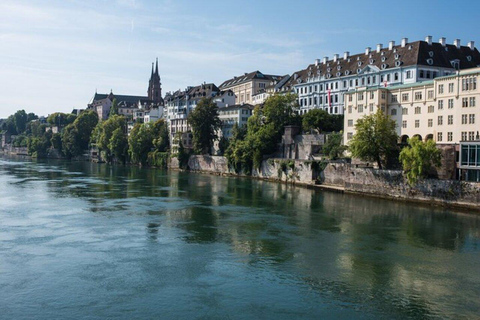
(337, 65, 342, 70)
(345, 70, 350, 75)
(347, 58, 351, 62)
(357, 68, 362, 73)
(467, 56, 472, 62)
(358, 61, 362, 66)
(450, 59, 460, 69)
(427, 58, 434, 65)
(428, 51, 434, 57)
(408, 45, 413, 50)
(381, 63, 388, 69)
(357, 57, 360, 61)
(327, 68, 331, 72)
(394, 54, 400, 59)
(381, 51, 385, 56)
(381, 57, 386, 62)
(369, 59, 375, 64)
(336, 72, 341, 77)
(393, 48, 397, 53)
(395, 60, 402, 67)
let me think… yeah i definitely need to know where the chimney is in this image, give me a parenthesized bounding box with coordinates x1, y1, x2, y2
(315, 59, 320, 66)
(333, 54, 339, 62)
(401, 37, 408, 47)
(344, 51, 349, 59)
(323, 56, 328, 64)
(365, 47, 371, 55)
(376, 43, 383, 53)
(454, 39, 461, 49)
(389, 40, 395, 50)
(439, 37, 446, 47)
(425, 35, 432, 45)
(468, 41, 475, 50)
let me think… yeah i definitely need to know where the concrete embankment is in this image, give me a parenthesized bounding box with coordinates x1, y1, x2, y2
(183, 155, 480, 212)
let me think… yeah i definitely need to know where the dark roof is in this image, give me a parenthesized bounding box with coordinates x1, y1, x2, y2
(93, 92, 149, 104)
(285, 40, 480, 87)
(164, 83, 222, 103)
(219, 71, 283, 89)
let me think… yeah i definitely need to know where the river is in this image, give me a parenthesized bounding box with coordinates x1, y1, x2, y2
(0, 157, 479, 319)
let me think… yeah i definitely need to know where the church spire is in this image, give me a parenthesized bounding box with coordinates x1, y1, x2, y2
(155, 57, 159, 76)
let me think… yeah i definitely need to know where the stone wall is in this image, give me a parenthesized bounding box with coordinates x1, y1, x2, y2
(187, 155, 231, 174)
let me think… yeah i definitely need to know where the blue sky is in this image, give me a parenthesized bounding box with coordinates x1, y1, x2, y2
(1, 0, 480, 118)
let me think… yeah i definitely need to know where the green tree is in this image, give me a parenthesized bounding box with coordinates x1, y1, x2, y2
(61, 124, 81, 158)
(399, 137, 442, 185)
(92, 115, 126, 162)
(302, 109, 344, 133)
(13, 110, 28, 134)
(323, 132, 347, 160)
(51, 133, 62, 150)
(128, 123, 153, 165)
(27, 113, 38, 123)
(188, 97, 221, 154)
(109, 127, 128, 163)
(218, 136, 229, 155)
(109, 98, 118, 117)
(151, 119, 169, 152)
(74, 111, 98, 150)
(47, 112, 76, 127)
(349, 109, 398, 169)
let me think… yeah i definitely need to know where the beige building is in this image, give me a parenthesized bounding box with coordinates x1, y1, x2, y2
(344, 67, 480, 144)
(344, 67, 480, 180)
(219, 71, 283, 105)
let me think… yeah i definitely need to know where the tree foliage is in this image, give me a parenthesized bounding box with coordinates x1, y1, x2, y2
(47, 112, 76, 127)
(302, 109, 343, 133)
(225, 93, 299, 171)
(348, 109, 398, 169)
(109, 98, 118, 117)
(151, 119, 169, 152)
(399, 137, 442, 185)
(323, 132, 347, 160)
(128, 123, 153, 165)
(92, 115, 126, 162)
(188, 97, 221, 154)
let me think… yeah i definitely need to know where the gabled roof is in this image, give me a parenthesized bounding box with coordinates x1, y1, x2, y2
(219, 71, 283, 89)
(286, 40, 480, 87)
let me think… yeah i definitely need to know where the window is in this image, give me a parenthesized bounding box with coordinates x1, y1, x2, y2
(428, 119, 433, 127)
(348, 95, 353, 102)
(369, 104, 374, 112)
(415, 120, 420, 128)
(462, 114, 468, 124)
(428, 90, 434, 99)
(406, 70, 412, 79)
(394, 72, 399, 81)
(470, 114, 475, 124)
(402, 108, 408, 115)
(462, 98, 468, 107)
(462, 77, 477, 91)
(402, 93, 409, 102)
(448, 99, 454, 109)
(447, 132, 453, 141)
(358, 93, 364, 100)
(387, 74, 391, 82)
(438, 84, 444, 93)
(391, 108, 397, 116)
(391, 95, 398, 102)
(402, 120, 407, 128)
(448, 115, 453, 125)
(348, 119, 353, 127)
(415, 106, 421, 114)
(347, 132, 353, 140)
(428, 105, 434, 113)
(470, 97, 476, 107)
(381, 92, 386, 99)
(415, 92, 422, 100)
(348, 106, 352, 113)
(370, 92, 374, 99)
(438, 100, 444, 109)
(469, 132, 475, 141)
(448, 83, 454, 93)
(420, 70, 425, 78)
(358, 105, 364, 113)
(437, 132, 443, 142)
(462, 132, 467, 141)
(438, 116, 443, 125)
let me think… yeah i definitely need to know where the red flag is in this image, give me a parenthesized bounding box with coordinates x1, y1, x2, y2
(384, 81, 388, 88)
(328, 89, 331, 106)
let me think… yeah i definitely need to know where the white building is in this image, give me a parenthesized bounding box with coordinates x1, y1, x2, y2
(284, 37, 480, 115)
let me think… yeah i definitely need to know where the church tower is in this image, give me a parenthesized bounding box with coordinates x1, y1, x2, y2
(148, 58, 162, 103)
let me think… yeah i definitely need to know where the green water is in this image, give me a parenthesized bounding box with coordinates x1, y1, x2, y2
(0, 157, 479, 319)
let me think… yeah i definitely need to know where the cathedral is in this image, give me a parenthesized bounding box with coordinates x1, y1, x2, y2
(88, 59, 163, 120)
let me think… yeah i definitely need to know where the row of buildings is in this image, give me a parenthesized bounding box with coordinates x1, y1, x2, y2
(83, 36, 480, 181)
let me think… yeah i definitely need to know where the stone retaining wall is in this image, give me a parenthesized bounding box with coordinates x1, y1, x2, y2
(182, 155, 480, 211)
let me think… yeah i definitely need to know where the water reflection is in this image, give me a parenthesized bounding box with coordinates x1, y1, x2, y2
(1, 157, 480, 319)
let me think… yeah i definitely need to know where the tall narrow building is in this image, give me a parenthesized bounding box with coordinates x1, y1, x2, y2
(148, 58, 162, 103)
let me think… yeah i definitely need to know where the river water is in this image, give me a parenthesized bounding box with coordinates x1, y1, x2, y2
(0, 158, 479, 319)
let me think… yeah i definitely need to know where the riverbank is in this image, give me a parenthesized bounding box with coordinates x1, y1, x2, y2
(183, 155, 480, 213)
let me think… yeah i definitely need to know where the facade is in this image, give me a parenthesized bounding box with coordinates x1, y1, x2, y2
(251, 75, 290, 105)
(219, 71, 283, 105)
(459, 141, 480, 181)
(217, 104, 253, 139)
(344, 67, 480, 179)
(165, 83, 235, 148)
(144, 108, 163, 123)
(87, 59, 163, 120)
(287, 37, 480, 115)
